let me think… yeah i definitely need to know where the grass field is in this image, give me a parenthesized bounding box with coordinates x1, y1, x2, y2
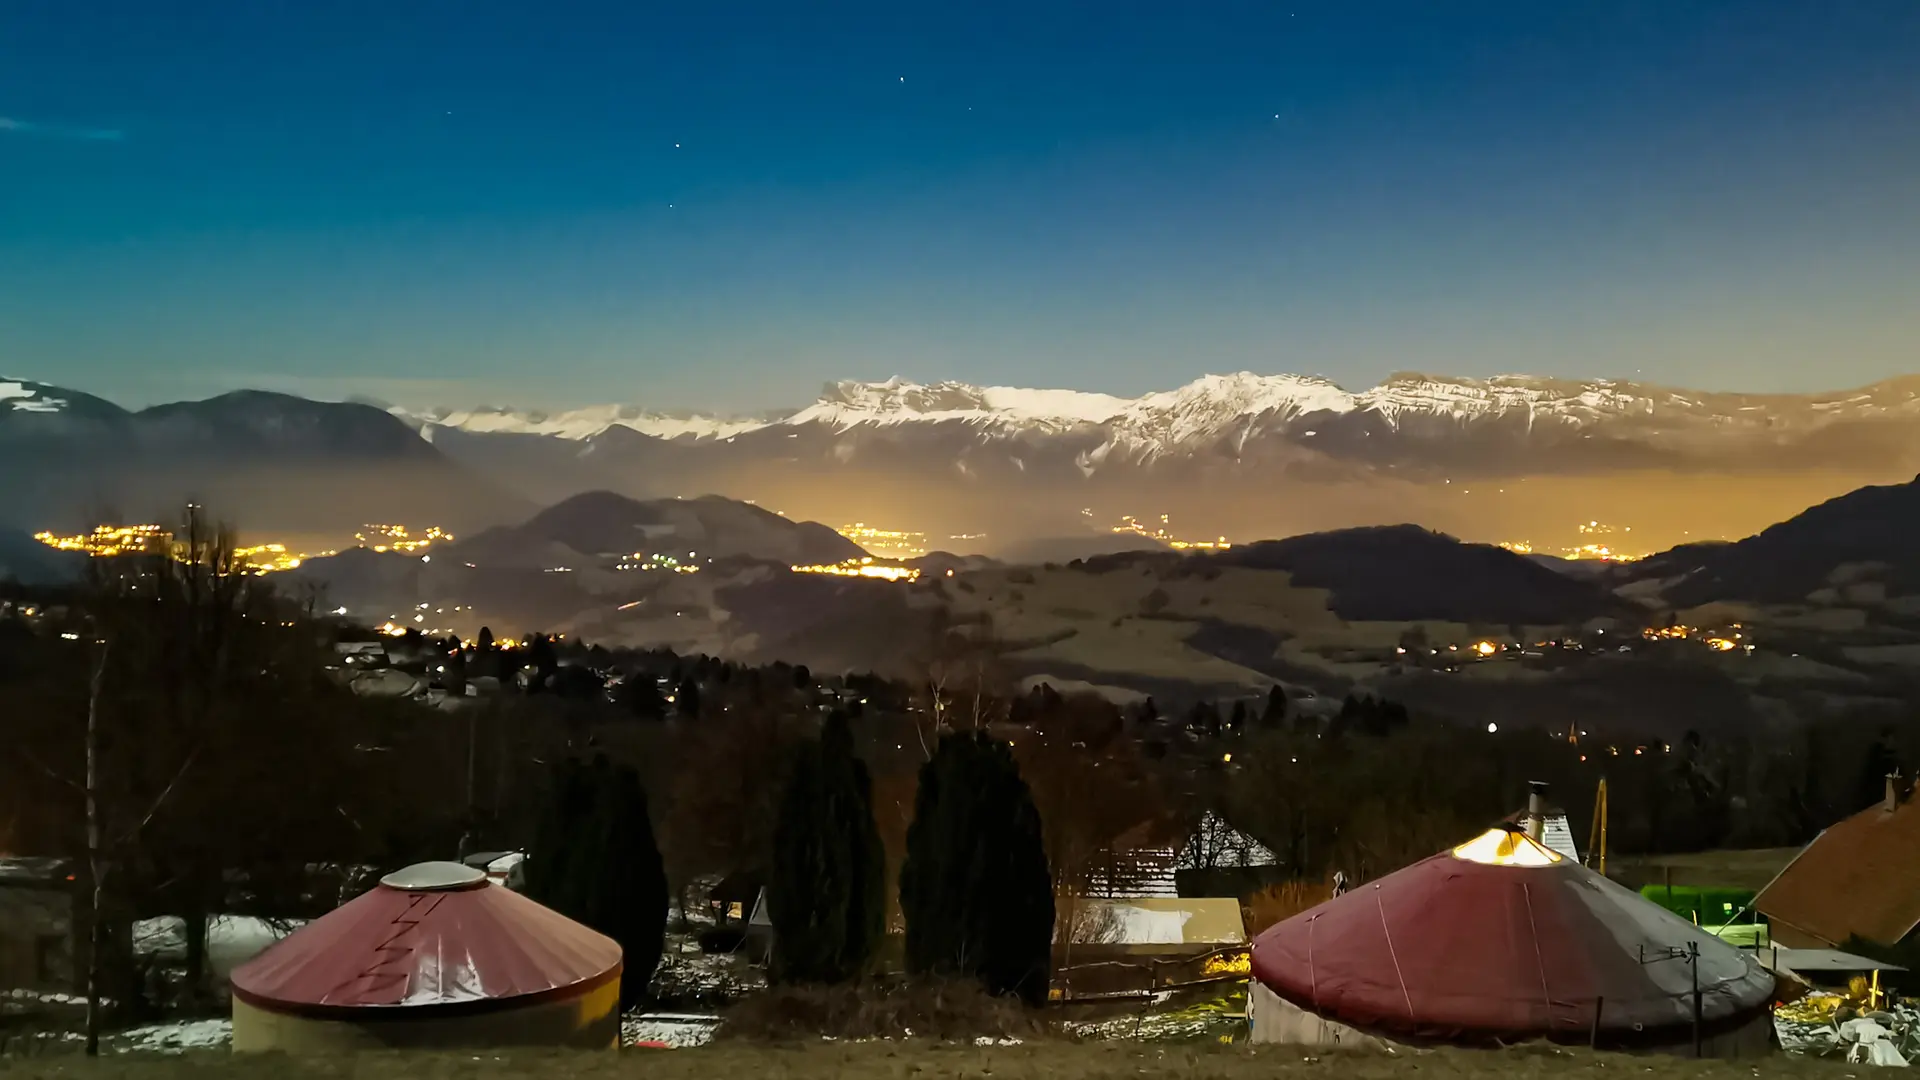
(0, 1042, 1871, 1080)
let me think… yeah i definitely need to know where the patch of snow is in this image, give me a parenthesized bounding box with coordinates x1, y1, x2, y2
(393, 403, 765, 442)
(0, 379, 65, 413)
(2, 988, 92, 1006)
(1098, 906, 1193, 945)
(787, 378, 1130, 432)
(115, 1018, 232, 1053)
(132, 915, 300, 978)
(621, 1012, 720, 1048)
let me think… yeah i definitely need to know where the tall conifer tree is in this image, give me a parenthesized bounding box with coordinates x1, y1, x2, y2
(900, 731, 1054, 1004)
(767, 713, 885, 983)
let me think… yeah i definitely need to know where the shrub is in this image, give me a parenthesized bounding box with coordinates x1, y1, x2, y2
(720, 977, 1050, 1042)
(1242, 876, 1340, 935)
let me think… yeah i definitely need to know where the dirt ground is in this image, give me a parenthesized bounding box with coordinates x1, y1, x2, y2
(0, 1042, 1868, 1080)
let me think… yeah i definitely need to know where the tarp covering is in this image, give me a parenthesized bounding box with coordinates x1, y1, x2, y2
(1250, 829, 1775, 1046)
(230, 866, 620, 1016)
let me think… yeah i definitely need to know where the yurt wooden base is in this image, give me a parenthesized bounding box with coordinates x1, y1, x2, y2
(232, 978, 619, 1052)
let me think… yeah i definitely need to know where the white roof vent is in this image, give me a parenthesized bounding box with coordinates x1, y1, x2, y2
(379, 861, 488, 891)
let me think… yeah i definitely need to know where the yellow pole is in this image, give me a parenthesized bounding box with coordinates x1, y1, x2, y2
(1598, 779, 1608, 876)
(1587, 779, 1609, 875)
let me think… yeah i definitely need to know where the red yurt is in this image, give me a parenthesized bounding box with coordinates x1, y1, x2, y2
(230, 862, 623, 1051)
(1249, 827, 1777, 1055)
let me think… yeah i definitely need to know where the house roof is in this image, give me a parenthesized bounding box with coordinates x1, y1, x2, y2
(1502, 809, 1581, 863)
(1755, 791, 1920, 948)
(1062, 897, 1247, 946)
(1762, 948, 1906, 976)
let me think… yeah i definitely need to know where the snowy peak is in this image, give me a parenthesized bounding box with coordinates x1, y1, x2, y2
(1115, 373, 1356, 445)
(395, 372, 1920, 454)
(393, 403, 765, 443)
(0, 378, 70, 414)
(789, 377, 1130, 430)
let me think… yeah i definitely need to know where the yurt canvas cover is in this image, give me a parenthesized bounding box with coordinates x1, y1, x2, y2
(1250, 829, 1775, 1051)
(230, 862, 622, 1051)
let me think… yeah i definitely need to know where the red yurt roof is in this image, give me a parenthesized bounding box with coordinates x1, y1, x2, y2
(231, 862, 621, 1017)
(1250, 829, 1775, 1045)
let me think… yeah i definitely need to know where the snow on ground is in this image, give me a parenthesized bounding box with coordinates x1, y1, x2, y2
(132, 915, 301, 979)
(114, 1019, 232, 1053)
(2, 988, 92, 1007)
(622, 1012, 721, 1049)
(649, 929, 766, 1004)
(1066, 987, 1247, 1043)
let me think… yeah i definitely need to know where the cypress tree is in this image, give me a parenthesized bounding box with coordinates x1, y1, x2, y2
(675, 676, 702, 718)
(523, 756, 668, 1009)
(900, 731, 1054, 1004)
(1261, 685, 1288, 727)
(767, 713, 885, 983)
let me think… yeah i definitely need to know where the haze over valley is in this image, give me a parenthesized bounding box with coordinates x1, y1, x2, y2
(7, 369, 1916, 566)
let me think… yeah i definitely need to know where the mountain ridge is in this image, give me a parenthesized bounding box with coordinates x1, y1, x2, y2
(389, 371, 1920, 450)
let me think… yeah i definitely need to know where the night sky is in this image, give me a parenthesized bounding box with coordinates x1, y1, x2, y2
(2, 1, 1916, 411)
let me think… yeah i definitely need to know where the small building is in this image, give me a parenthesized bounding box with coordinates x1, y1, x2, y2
(230, 862, 621, 1051)
(1503, 806, 1581, 863)
(1055, 896, 1248, 999)
(1759, 947, 1905, 992)
(744, 887, 775, 963)
(1175, 811, 1285, 899)
(1059, 897, 1247, 957)
(1755, 777, 1920, 950)
(0, 857, 76, 995)
(708, 871, 765, 924)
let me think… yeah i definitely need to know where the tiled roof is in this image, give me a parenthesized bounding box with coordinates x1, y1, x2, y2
(1756, 791, 1920, 947)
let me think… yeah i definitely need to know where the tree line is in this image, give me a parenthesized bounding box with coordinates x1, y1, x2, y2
(8, 505, 1918, 1024)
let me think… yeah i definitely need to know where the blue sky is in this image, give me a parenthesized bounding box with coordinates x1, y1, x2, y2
(2, 1, 1916, 410)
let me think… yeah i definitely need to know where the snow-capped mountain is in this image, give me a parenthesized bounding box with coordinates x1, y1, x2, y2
(0, 378, 69, 414)
(402, 403, 768, 443)
(9, 369, 1919, 554)
(396, 370, 1920, 467)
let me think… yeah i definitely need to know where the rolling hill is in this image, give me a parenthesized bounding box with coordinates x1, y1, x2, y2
(1632, 473, 1920, 607)
(0, 379, 526, 536)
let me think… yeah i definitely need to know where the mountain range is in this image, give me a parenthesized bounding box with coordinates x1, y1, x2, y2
(0, 377, 523, 536)
(8, 370, 1919, 552)
(397, 370, 1920, 473)
(388, 371, 1920, 554)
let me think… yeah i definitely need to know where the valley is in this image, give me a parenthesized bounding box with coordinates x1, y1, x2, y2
(9, 368, 1920, 747)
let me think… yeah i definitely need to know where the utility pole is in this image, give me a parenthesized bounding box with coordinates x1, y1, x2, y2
(1690, 940, 1702, 1059)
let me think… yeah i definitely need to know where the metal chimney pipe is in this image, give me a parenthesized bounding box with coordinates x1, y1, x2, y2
(1526, 780, 1549, 841)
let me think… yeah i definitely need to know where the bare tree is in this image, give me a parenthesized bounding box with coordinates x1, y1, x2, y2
(912, 612, 1007, 757)
(83, 636, 108, 1057)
